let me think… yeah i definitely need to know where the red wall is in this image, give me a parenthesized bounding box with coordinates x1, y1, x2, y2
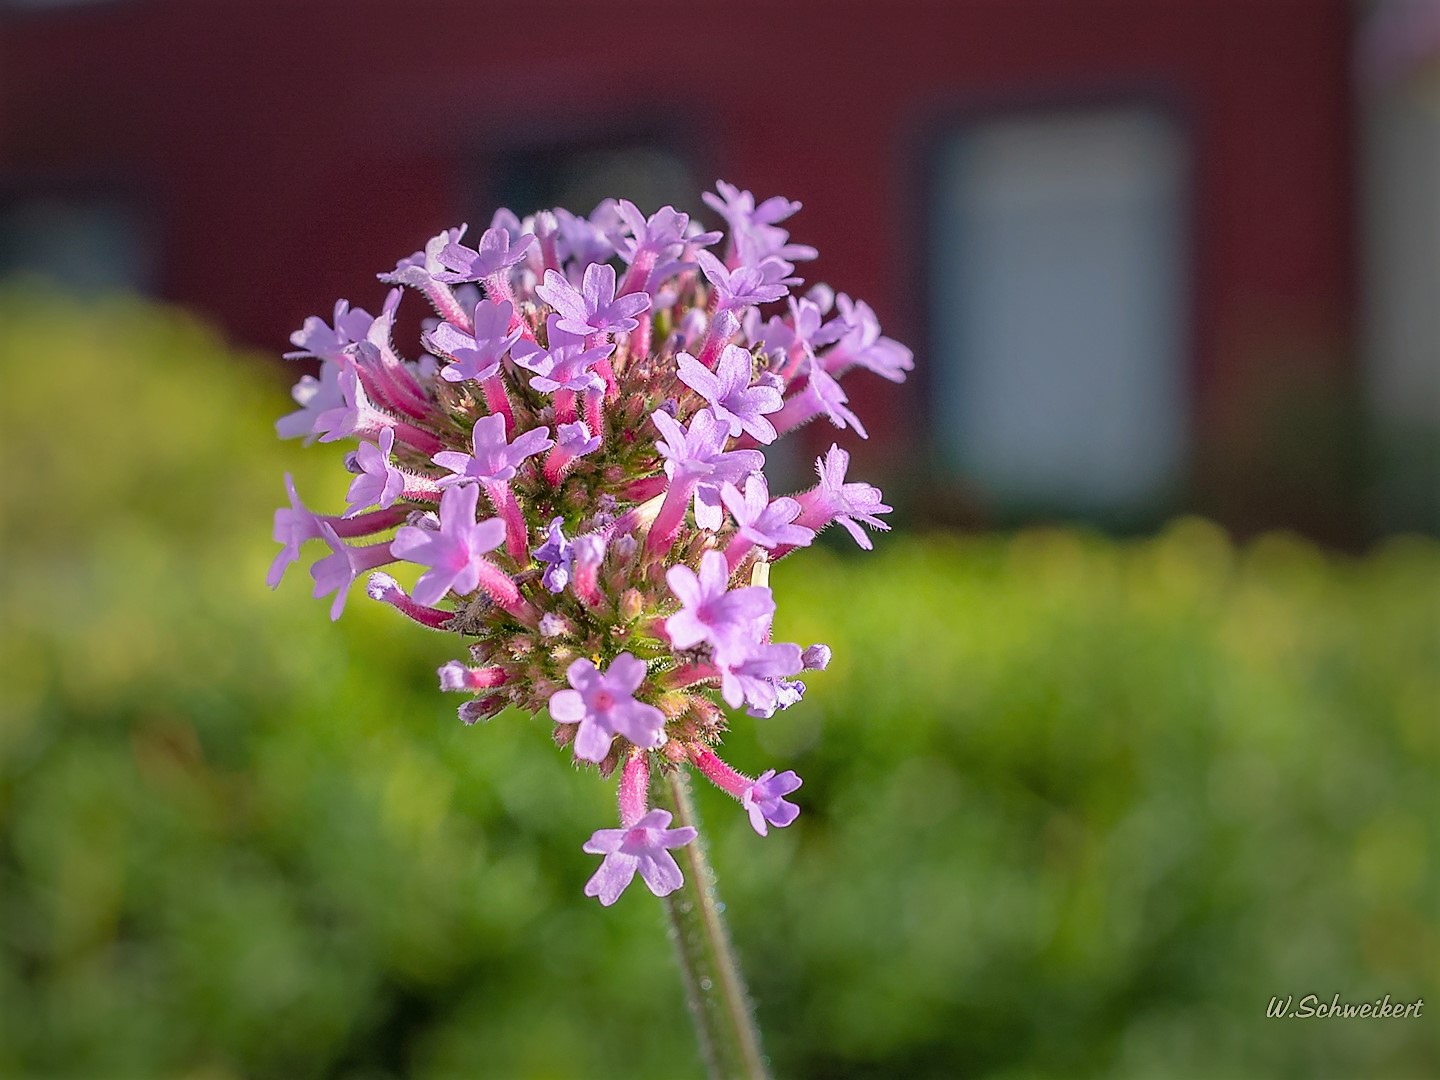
(0, 0, 1355, 501)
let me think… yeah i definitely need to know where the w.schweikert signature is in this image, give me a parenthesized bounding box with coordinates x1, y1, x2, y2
(1266, 994, 1424, 1019)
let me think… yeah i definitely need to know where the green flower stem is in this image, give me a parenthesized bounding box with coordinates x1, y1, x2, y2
(655, 766, 771, 1080)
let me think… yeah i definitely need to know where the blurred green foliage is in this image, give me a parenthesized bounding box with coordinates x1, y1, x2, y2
(0, 286, 1436, 1079)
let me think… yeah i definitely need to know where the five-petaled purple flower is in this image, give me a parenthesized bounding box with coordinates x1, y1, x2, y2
(771, 358, 867, 439)
(677, 345, 784, 443)
(433, 415, 553, 486)
(548, 653, 667, 763)
(704, 180, 818, 266)
(651, 408, 764, 531)
(310, 523, 395, 621)
(533, 517, 573, 593)
(313, 363, 384, 445)
(741, 770, 803, 837)
(822, 294, 915, 383)
(436, 225, 535, 283)
(426, 299, 521, 384)
(611, 200, 692, 266)
(553, 203, 618, 268)
(345, 428, 406, 516)
(721, 474, 814, 552)
(582, 809, 697, 906)
(696, 250, 791, 311)
(511, 316, 614, 394)
(276, 360, 345, 443)
(665, 550, 775, 666)
(389, 483, 506, 605)
(536, 263, 651, 338)
(285, 299, 375, 362)
(794, 444, 893, 550)
(717, 632, 804, 714)
(556, 420, 601, 458)
(268, 473, 323, 587)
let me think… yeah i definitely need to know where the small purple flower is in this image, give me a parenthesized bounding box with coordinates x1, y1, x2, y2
(611, 201, 691, 268)
(553, 203, 618, 268)
(435, 225, 535, 283)
(536, 263, 651, 338)
(821, 294, 914, 383)
(538, 612, 573, 638)
(652, 408, 763, 484)
(268, 473, 324, 587)
(511, 316, 614, 394)
(703, 181, 799, 233)
(285, 300, 375, 362)
(740, 769, 802, 836)
(745, 676, 805, 720)
(703, 181, 817, 266)
(381, 225, 466, 284)
(276, 360, 345, 442)
(433, 415, 553, 486)
(665, 550, 775, 665)
(752, 297, 844, 367)
(651, 408, 764, 531)
(721, 475, 814, 549)
(677, 345, 784, 443)
(719, 639, 804, 713)
(556, 420, 601, 458)
(533, 517, 573, 593)
(389, 483, 506, 605)
(344, 428, 406, 517)
(803, 360, 867, 436)
(425, 299, 521, 383)
(582, 808, 697, 906)
(313, 363, 382, 444)
(696, 250, 791, 310)
(795, 445, 892, 549)
(310, 524, 395, 621)
(548, 653, 667, 763)
(771, 360, 868, 440)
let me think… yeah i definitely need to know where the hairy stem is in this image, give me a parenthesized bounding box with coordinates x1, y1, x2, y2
(655, 767, 771, 1080)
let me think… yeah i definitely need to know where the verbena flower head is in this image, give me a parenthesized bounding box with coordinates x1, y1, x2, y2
(269, 181, 912, 905)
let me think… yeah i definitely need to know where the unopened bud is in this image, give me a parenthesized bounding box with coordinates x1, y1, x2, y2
(618, 588, 644, 623)
(539, 612, 575, 638)
(458, 694, 506, 726)
(801, 644, 831, 671)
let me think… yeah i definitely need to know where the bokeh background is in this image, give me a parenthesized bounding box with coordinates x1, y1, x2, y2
(1, 2, 1437, 1078)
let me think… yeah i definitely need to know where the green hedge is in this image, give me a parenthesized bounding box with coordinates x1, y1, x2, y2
(0, 287, 1436, 1079)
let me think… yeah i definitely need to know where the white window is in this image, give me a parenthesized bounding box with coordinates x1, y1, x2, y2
(0, 197, 154, 292)
(1359, 2, 1440, 530)
(930, 106, 1189, 516)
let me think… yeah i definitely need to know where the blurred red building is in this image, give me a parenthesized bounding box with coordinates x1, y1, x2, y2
(1, 0, 1373, 537)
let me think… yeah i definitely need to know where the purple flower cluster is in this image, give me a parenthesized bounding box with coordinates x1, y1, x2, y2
(269, 183, 910, 905)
